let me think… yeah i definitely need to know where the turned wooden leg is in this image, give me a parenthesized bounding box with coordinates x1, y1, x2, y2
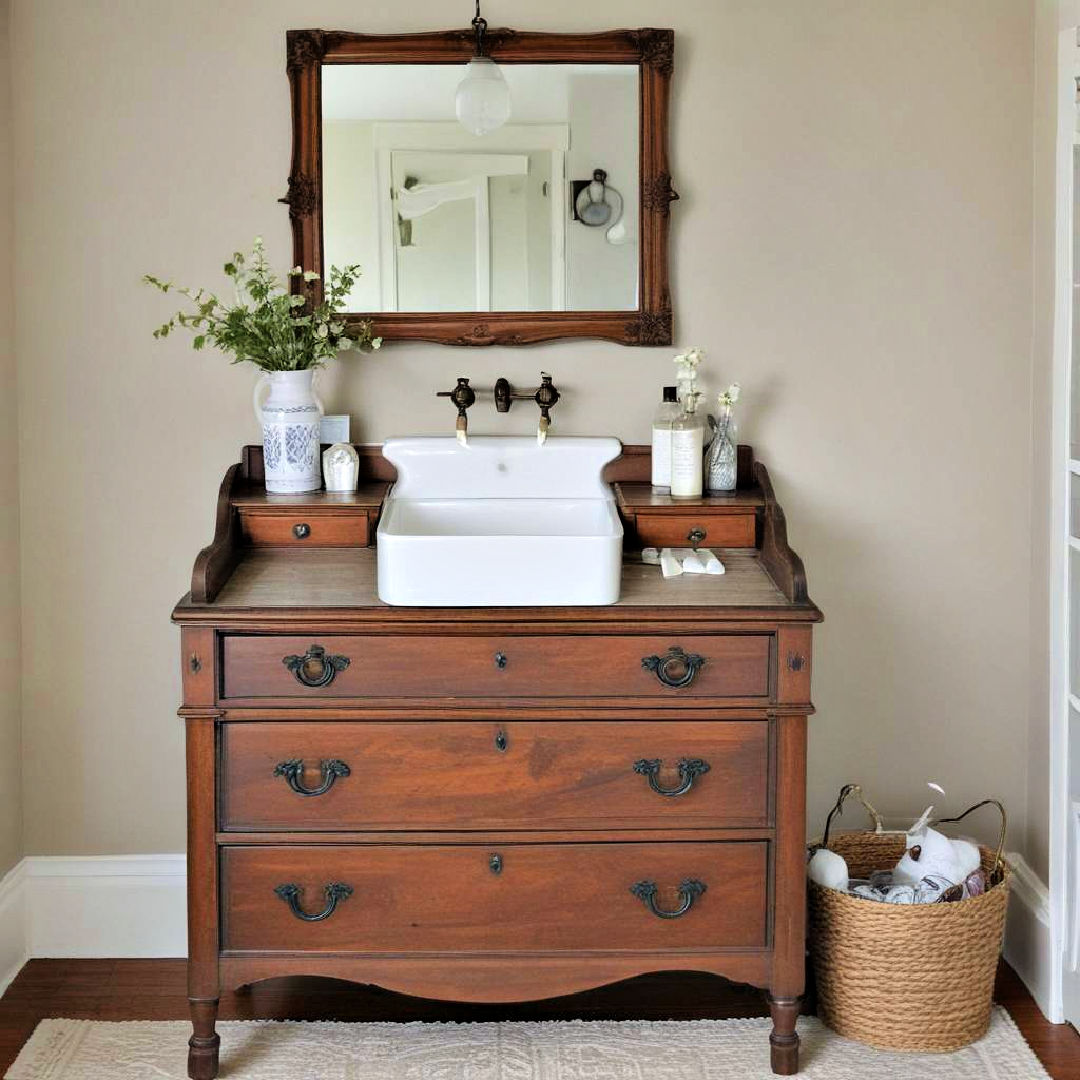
(188, 998, 220, 1080)
(768, 995, 800, 1075)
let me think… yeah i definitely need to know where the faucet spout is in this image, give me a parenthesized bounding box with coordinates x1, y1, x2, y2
(437, 377, 476, 447)
(537, 416, 550, 445)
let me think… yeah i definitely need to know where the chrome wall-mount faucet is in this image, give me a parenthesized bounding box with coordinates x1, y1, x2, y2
(437, 373, 561, 444)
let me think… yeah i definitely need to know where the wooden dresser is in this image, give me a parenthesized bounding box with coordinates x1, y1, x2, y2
(173, 444, 821, 1078)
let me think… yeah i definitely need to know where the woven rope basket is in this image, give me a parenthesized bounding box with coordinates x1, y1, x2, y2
(807, 789, 1010, 1052)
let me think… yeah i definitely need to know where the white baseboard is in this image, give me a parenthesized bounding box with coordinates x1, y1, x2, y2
(0, 854, 187, 993)
(1003, 851, 1055, 1020)
(0, 850, 1060, 1024)
(25, 854, 188, 959)
(0, 860, 29, 996)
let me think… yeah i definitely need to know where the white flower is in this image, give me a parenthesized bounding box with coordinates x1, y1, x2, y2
(303, 270, 320, 283)
(371, 337, 383, 350)
(316, 323, 329, 338)
(674, 346, 705, 369)
(253, 236, 264, 248)
(288, 265, 303, 276)
(329, 322, 344, 335)
(717, 382, 741, 408)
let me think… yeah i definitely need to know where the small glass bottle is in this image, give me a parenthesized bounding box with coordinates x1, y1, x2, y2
(650, 385, 681, 492)
(705, 412, 738, 493)
(670, 392, 704, 499)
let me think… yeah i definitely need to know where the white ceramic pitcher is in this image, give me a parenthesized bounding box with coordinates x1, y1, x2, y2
(253, 369, 323, 494)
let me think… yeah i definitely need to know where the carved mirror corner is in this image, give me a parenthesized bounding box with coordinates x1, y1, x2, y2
(283, 27, 677, 346)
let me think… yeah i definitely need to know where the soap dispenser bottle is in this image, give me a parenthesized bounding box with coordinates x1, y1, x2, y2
(670, 391, 705, 499)
(650, 385, 681, 492)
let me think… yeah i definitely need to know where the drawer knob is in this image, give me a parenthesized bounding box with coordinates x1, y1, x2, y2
(633, 757, 711, 797)
(282, 644, 350, 688)
(641, 646, 706, 689)
(273, 758, 351, 797)
(687, 526, 707, 549)
(274, 882, 353, 922)
(292, 522, 311, 540)
(494, 651, 508, 669)
(630, 879, 707, 920)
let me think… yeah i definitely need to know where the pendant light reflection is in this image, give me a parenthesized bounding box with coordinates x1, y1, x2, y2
(456, 1, 510, 136)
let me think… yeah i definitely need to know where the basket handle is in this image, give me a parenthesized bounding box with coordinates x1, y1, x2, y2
(934, 798, 1007, 880)
(820, 784, 885, 850)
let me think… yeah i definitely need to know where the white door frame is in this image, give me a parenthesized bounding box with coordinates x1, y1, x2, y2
(1050, 3, 1080, 1028)
(372, 123, 570, 313)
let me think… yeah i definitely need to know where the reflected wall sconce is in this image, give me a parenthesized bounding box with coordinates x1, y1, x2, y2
(572, 169, 628, 245)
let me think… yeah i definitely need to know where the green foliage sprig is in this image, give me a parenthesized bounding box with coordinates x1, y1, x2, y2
(144, 237, 381, 371)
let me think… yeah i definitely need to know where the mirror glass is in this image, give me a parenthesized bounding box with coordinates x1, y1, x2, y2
(322, 64, 640, 314)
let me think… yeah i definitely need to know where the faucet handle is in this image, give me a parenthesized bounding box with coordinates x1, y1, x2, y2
(437, 377, 476, 417)
(534, 373, 560, 420)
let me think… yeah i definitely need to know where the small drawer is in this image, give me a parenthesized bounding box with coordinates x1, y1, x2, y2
(221, 841, 768, 954)
(221, 634, 771, 701)
(634, 512, 756, 550)
(220, 720, 770, 831)
(238, 510, 372, 547)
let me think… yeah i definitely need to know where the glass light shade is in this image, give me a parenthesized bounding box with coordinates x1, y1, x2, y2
(456, 58, 511, 136)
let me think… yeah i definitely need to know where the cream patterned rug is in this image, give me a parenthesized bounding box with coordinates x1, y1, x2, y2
(5, 1008, 1049, 1079)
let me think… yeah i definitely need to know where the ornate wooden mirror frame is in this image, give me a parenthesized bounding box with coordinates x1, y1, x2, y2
(284, 28, 677, 347)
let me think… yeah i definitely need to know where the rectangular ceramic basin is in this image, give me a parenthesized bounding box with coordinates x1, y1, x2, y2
(377, 436, 623, 607)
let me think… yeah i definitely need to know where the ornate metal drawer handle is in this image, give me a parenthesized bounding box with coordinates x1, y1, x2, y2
(274, 882, 353, 922)
(273, 758, 351, 797)
(633, 758, 711, 797)
(641, 646, 706, 689)
(630, 879, 706, 919)
(282, 644, 350, 688)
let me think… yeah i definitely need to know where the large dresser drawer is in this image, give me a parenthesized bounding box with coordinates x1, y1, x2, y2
(221, 634, 771, 700)
(220, 720, 770, 831)
(221, 841, 768, 953)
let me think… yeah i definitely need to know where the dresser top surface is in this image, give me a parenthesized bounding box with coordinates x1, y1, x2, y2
(182, 547, 799, 615)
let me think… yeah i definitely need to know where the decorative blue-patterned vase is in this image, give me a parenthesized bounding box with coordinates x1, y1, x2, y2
(253, 369, 323, 494)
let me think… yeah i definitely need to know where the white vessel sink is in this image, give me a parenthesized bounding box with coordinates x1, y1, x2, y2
(377, 436, 624, 606)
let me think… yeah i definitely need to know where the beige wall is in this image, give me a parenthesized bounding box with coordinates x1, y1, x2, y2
(0, 0, 22, 879)
(8, 0, 1044, 860)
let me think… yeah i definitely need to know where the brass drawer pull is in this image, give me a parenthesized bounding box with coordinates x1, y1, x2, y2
(687, 526, 706, 548)
(282, 644, 350, 688)
(292, 522, 311, 540)
(274, 882, 353, 922)
(641, 646, 706, 689)
(633, 757, 710, 797)
(273, 758, 351, 797)
(630, 879, 706, 919)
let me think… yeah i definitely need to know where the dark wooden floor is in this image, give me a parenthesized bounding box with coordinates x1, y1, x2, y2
(1, 960, 1076, 1077)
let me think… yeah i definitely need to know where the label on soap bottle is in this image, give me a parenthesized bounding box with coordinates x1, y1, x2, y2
(651, 425, 672, 488)
(670, 426, 704, 498)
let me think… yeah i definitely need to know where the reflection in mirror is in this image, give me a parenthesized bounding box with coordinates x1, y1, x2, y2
(322, 64, 640, 314)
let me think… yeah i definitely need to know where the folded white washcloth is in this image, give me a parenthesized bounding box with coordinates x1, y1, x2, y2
(659, 548, 683, 577)
(641, 547, 660, 565)
(705, 555, 725, 575)
(681, 554, 707, 574)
